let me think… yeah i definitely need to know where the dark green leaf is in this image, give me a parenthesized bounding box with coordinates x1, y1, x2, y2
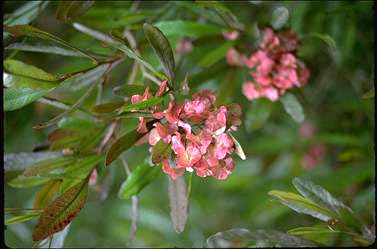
(112, 84, 147, 97)
(118, 163, 161, 199)
(151, 140, 172, 164)
(362, 87, 374, 99)
(143, 23, 175, 83)
(63, 155, 103, 179)
(198, 41, 234, 68)
(154, 20, 223, 38)
(56, 1, 95, 21)
(4, 25, 97, 63)
(105, 129, 143, 166)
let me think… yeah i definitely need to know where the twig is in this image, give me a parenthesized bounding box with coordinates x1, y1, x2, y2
(97, 121, 117, 153)
(120, 156, 139, 246)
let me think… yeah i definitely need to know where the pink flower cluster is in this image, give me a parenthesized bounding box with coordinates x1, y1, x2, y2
(132, 85, 242, 180)
(226, 28, 310, 102)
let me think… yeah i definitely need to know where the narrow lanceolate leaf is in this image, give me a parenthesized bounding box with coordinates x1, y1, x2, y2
(5, 211, 43, 225)
(8, 176, 50, 188)
(287, 226, 342, 246)
(72, 22, 163, 79)
(56, 1, 95, 21)
(34, 180, 62, 209)
(118, 163, 161, 199)
(151, 140, 172, 164)
(4, 25, 97, 63)
(4, 59, 59, 82)
(92, 100, 125, 113)
(63, 155, 103, 179)
(23, 157, 75, 177)
(4, 152, 63, 171)
(280, 93, 305, 123)
(32, 179, 89, 241)
(168, 176, 188, 233)
(4, 88, 50, 111)
(268, 190, 335, 222)
(117, 97, 163, 113)
(33, 80, 99, 129)
(112, 84, 148, 97)
(106, 129, 143, 165)
(143, 23, 175, 84)
(229, 133, 246, 160)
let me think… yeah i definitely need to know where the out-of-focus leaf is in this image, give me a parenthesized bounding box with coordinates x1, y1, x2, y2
(287, 226, 341, 246)
(4, 1, 49, 39)
(154, 20, 223, 38)
(8, 176, 50, 188)
(33, 80, 99, 129)
(362, 87, 374, 99)
(92, 100, 125, 113)
(198, 41, 234, 68)
(188, 62, 227, 88)
(271, 6, 289, 30)
(4, 88, 50, 111)
(206, 228, 317, 248)
(311, 33, 337, 49)
(4, 152, 64, 171)
(23, 157, 75, 177)
(4, 59, 59, 82)
(72, 22, 163, 78)
(63, 155, 103, 179)
(5, 211, 43, 225)
(112, 84, 148, 97)
(57, 117, 97, 129)
(151, 140, 172, 164)
(143, 23, 175, 84)
(32, 179, 89, 241)
(117, 96, 163, 113)
(77, 127, 106, 155)
(268, 190, 335, 222)
(229, 133, 246, 160)
(245, 99, 272, 132)
(197, 1, 244, 30)
(106, 129, 143, 166)
(168, 176, 188, 233)
(280, 93, 305, 123)
(48, 128, 84, 150)
(56, 1, 95, 21)
(4, 25, 97, 63)
(118, 163, 161, 199)
(34, 180, 62, 209)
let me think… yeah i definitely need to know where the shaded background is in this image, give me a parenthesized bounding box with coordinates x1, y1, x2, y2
(4, 1, 374, 247)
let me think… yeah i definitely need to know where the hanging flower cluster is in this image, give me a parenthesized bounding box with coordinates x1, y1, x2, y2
(132, 84, 242, 180)
(226, 27, 310, 102)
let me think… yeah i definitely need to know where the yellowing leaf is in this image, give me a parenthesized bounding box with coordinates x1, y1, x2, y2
(34, 180, 62, 209)
(32, 179, 89, 241)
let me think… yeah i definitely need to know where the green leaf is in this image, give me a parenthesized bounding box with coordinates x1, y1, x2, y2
(168, 176, 188, 233)
(92, 100, 125, 113)
(56, 1, 95, 21)
(4, 152, 63, 171)
(198, 41, 234, 68)
(4, 25, 97, 63)
(229, 133, 246, 160)
(118, 163, 161, 199)
(4, 59, 59, 81)
(4, 87, 50, 111)
(311, 33, 337, 49)
(112, 84, 148, 97)
(48, 128, 85, 150)
(33, 80, 99, 129)
(287, 226, 341, 246)
(271, 6, 290, 30)
(151, 140, 172, 164)
(154, 20, 223, 38)
(63, 155, 103, 179)
(8, 176, 50, 188)
(268, 190, 335, 222)
(34, 180, 62, 209)
(206, 228, 317, 248)
(245, 99, 272, 132)
(143, 23, 175, 84)
(72, 22, 163, 79)
(5, 211, 43, 225)
(23, 157, 75, 177)
(362, 87, 374, 99)
(117, 96, 163, 113)
(105, 129, 143, 166)
(32, 179, 89, 241)
(280, 93, 305, 123)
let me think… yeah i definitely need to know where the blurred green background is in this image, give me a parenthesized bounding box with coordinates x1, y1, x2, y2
(4, 1, 374, 247)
